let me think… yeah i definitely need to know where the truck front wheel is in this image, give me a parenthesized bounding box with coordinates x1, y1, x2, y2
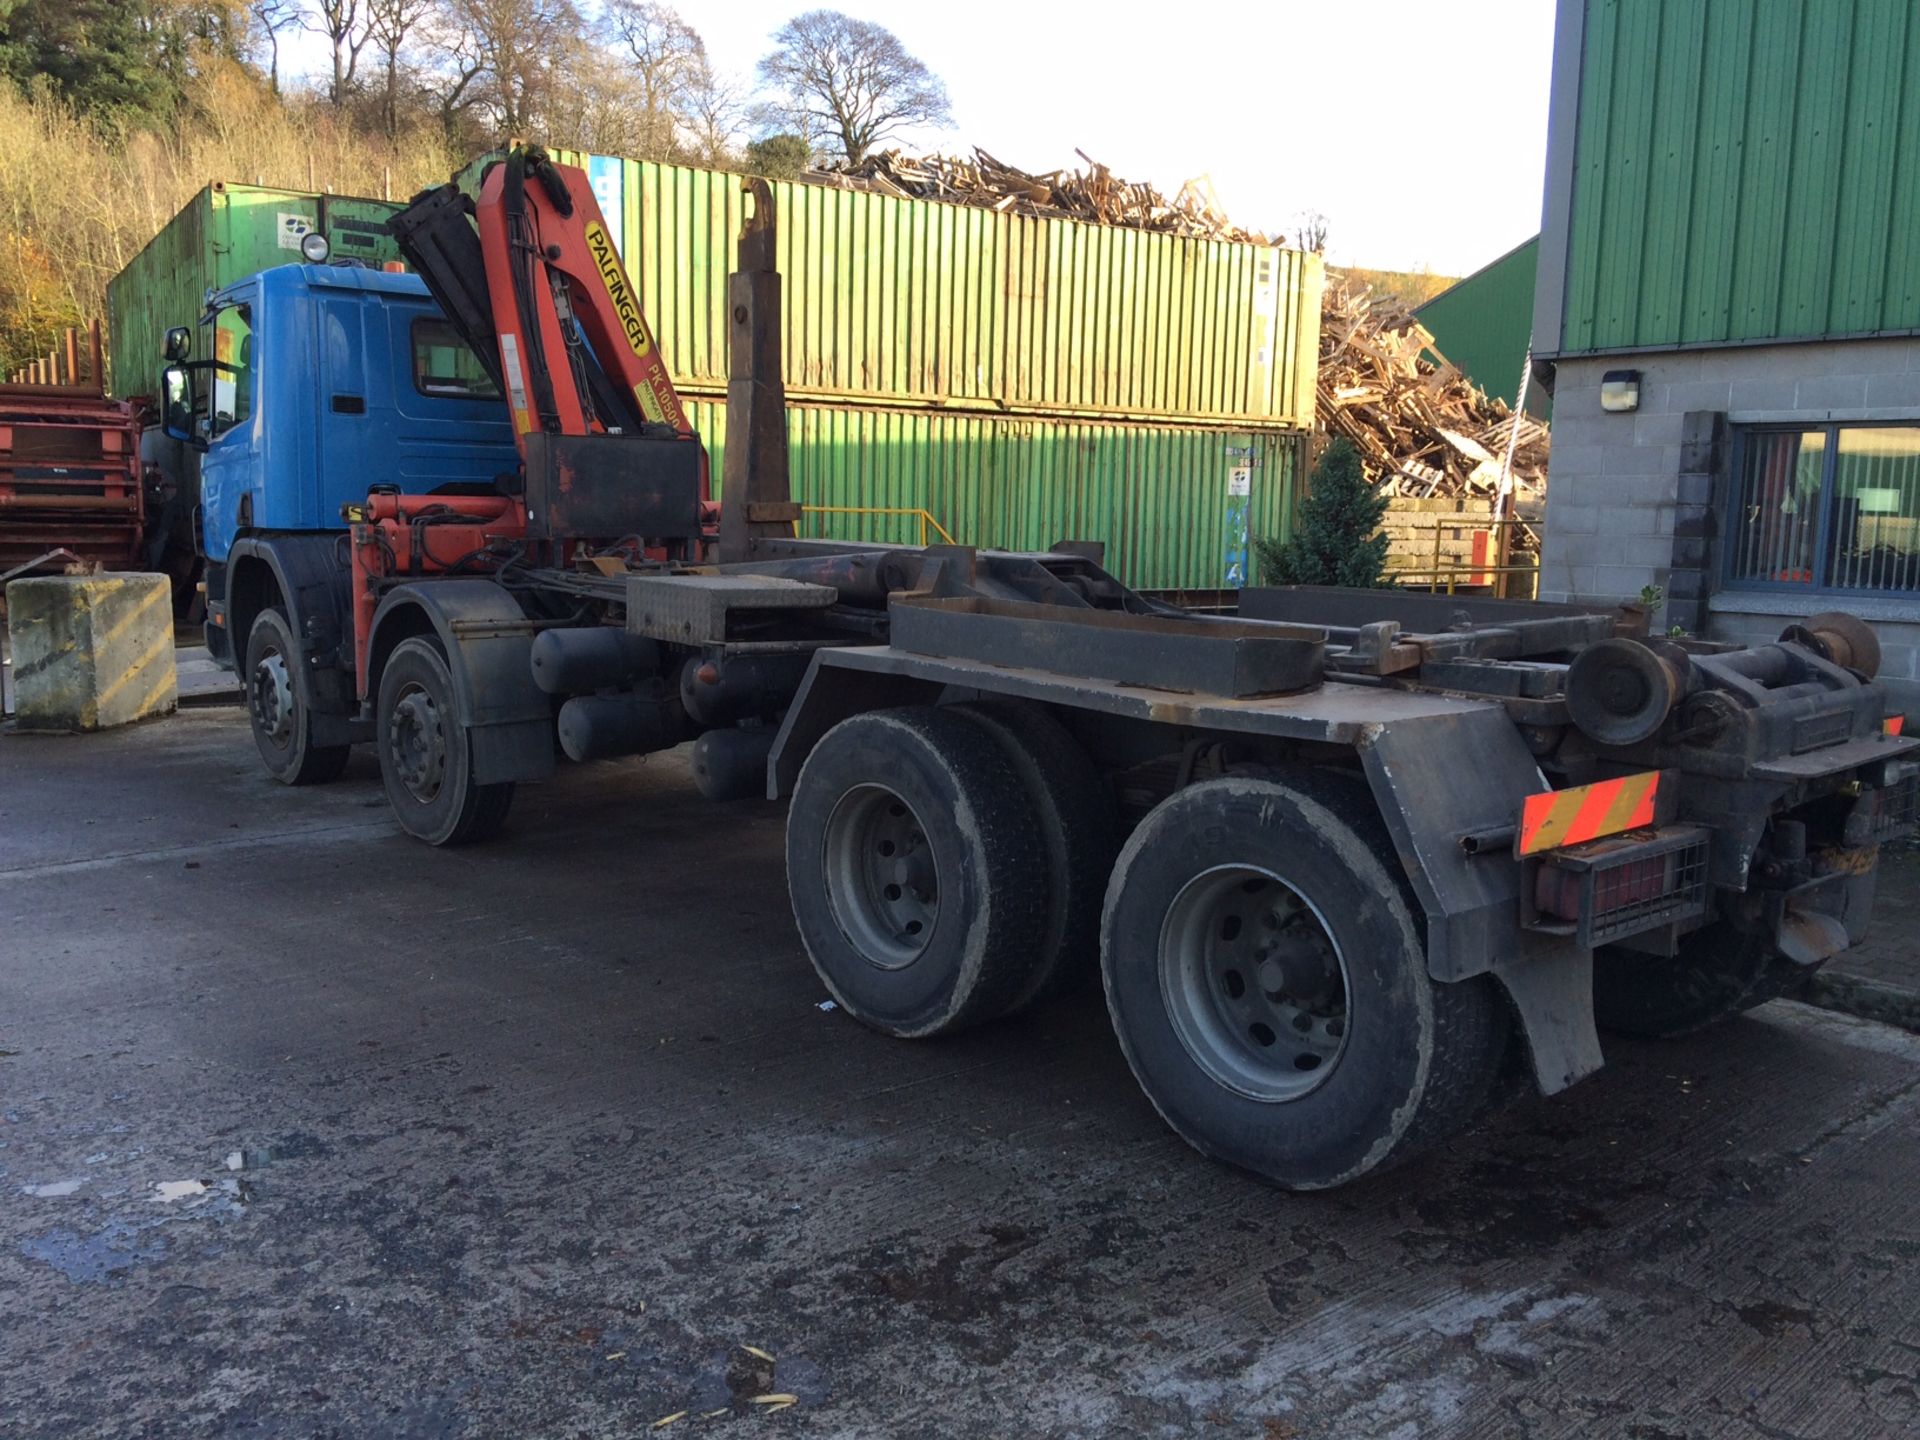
(786, 707, 1047, 1037)
(246, 608, 349, 786)
(375, 637, 514, 846)
(1101, 775, 1508, 1190)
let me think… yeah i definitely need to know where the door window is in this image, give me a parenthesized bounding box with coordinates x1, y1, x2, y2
(210, 304, 255, 437)
(412, 318, 499, 399)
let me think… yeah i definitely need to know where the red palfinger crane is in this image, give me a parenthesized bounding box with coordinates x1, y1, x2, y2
(347, 147, 714, 690)
(475, 149, 691, 444)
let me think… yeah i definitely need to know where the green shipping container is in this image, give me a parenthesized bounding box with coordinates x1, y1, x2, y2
(685, 398, 1297, 591)
(560, 152, 1321, 587)
(558, 153, 1323, 427)
(106, 182, 402, 398)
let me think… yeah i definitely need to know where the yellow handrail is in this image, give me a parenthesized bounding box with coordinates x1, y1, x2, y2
(797, 505, 957, 547)
(1387, 512, 1540, 599)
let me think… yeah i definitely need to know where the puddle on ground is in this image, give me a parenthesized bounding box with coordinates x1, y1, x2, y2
(23, 1179, 85, 1198)
(21, 1175, 252, 1283)
(19, 1219, 168, 1284)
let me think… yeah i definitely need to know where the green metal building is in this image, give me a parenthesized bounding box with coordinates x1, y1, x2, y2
(1534, 0, 1920, 707)
(1415, 234, 1547, 416)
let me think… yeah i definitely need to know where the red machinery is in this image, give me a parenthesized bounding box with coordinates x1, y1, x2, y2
(350, 148, 713, 692)
(0, 379, 147, 580)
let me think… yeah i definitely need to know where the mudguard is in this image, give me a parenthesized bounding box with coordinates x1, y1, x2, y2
(1359, 708, 1603, 1095)
(367, 579, 556, 785)
(219, 532, 359, 744)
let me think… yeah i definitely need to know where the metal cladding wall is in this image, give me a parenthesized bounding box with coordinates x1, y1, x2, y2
(563, 152, 1321, 587)
(1416, 235, 1544, 412)
(107, 185, 402, 398)
(1554, 0, 1920, 354)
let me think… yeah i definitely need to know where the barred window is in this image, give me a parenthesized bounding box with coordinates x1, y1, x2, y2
(1729, 424, 1920, 593)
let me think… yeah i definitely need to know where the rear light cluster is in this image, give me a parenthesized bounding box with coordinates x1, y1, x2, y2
(1848, 771, 1919, 846)
(1528, 828, 1711, 948)
(1536, 853, 1671, 921)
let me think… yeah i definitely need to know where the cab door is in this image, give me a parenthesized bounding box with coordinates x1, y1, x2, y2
(197, 288, 261, 561)
(383, 304, 520, 492)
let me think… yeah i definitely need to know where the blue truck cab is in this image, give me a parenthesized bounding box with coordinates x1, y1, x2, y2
(169, 263, 519, 776)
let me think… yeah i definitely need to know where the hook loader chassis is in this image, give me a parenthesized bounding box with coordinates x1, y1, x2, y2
(153, 148, 1918, 1190)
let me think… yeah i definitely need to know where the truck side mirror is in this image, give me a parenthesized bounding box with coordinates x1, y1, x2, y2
(161, 364, 207, 451)
(164, 326, 191, 361)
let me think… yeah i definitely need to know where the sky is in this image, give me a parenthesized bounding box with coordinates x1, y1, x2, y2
(292, 1, 1559, 276)
(672, 0, 1558, 276)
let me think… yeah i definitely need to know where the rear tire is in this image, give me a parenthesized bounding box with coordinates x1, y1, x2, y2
(245, 607, 349, 786)
(947, 702, 1118, 1014)
(786, 707, 1047, 1038)
(1594, 923, 1801, 1038)
(375, 636, 514, 847)
(1101, 775, 1507, 1190)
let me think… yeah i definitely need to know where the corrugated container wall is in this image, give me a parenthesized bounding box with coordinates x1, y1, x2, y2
(1556, 0, 1920, 354)
(561, 153, 1322, 588)
(106, 184, 401, 398)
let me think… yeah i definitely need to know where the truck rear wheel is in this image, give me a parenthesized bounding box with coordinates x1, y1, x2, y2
(786, 707, 1047, 1038)
(1101, 776, 1507, 1190)
(246, 608, 349, 786)
(1594, 924, 1801, 1038)
(947, 702, 1118, 1014)
(375, 636, 514, 847)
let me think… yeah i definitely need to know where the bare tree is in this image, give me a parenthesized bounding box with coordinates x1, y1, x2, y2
(442, 0, 579, 138)
(680, 58, 744, 167)
(247, 0, 301, 93)
(365, 0, 433, 136)
(1295, 209, 1329, 253)
(307, 0, 374, 105)
(601, 0, 705, 157)
(418, 0, 490, 146)
(756, 9, 950, 166)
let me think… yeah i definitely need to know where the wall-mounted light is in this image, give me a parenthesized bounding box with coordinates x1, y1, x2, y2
(1600, 368, 1641, 413)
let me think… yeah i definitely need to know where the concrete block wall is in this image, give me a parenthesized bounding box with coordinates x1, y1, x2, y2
(1540, 339, 1920, 712)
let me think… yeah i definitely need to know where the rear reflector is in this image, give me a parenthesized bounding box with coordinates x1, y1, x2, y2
(1518, 771, 1661, 856)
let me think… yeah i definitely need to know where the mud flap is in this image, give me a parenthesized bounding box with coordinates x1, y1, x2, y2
(369, 580, 556, 786)
(1492, 941, 1604, 1095)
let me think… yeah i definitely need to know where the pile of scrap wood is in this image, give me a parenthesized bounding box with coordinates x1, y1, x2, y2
(809, 147, 1274, 244)
(1317, 274, 1548, 516)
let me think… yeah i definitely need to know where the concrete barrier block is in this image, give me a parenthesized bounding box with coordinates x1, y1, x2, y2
(6, 573, 177, 732)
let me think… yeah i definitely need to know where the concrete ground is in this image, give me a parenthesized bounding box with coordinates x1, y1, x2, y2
(1812, 843, 1920, 1033)
(3, 711, 1919, 1439)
